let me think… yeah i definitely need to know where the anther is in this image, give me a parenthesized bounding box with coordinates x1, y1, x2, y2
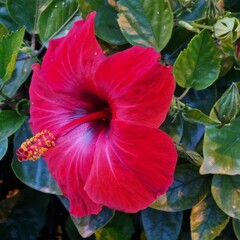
(16, 130, 56, 161)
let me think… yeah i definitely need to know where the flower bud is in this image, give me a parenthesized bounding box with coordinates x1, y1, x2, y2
(213, 17, 240, 42)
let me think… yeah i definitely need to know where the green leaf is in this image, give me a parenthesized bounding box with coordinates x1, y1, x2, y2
(38, 0, 78, 43)
(233, 218, 240, 239)
(0, 188, 50, 240)
(211, 175, 240, 220)
(0, 137, 7, 160)
(95, 212, 135, 240)
(190, 194, 230, 240)
(0, 55, 35, 100)
(6, 0, 51, 33)
(71, 207, 115, 238)
(12, 120, 62, 195)
(0, 27, 25, 83)
(0, 22, 7, 37)
(0, 110, 26, 141)
(117, 0, 173, 51)
(173, 30, 221, 90)
(182, 108, 220, 127)
(200, 86, 240, 175)
(151, 164, 211, 211)
(78, 0, 127, 45)
(141, 208, 183, 240)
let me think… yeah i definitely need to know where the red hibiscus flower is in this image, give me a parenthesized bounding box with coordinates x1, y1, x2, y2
(16, 12, 177, 217)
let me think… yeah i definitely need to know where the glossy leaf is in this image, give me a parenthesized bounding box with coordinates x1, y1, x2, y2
(233, 218, 240, 240)
(0, 188, 50, 240)
(78, 0, 127, 45)
(0, 27, 25, 83)
(182, 108, 220, 127)
(0, 55, 35, 100)
(117, 0, 173, 51)
(191, 194, 230, 240)
(12, 120, 62, 195)
(71, 207, 114, 238)
(173, 30, 221, 90)
(151, 164, 211, 212)
(211, 175, 240, 220)
(0, 137, 7, 161)
(95, 212, 134, 240)
(0, 110, 26, 141)
(200, 87, 240, 175)
(6, 0, 51, 33)
(142, 208, 183, 240)
(38, 0, 78, 43)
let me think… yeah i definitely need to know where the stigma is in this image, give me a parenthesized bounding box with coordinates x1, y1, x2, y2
(16, 130, 56, 161)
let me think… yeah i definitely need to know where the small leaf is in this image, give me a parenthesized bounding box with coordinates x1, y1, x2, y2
(0, 137, 7, 161)
(200, 85, 240, 175)
(12, 120, 62, 195)
(71, 207, 115, 238)
(191, 194, 230, 240)
(38, 0, 79, 43)
(117, 0, 173, 51)
(0, 22, 7, 37)
(233, 218, 240, 239)
(211, 175, 240, 220)
(6, 0, 51, 33)
(141, 208, 183, 240)
(0, 110, 26, 141)
(0, 27, 25, 82)
(173, 30, 221, 90)
(151, 164, 211, 211)
(182, 108, 220, 126)
(0, 188, 50, 240)
(78, 0, 127, 45)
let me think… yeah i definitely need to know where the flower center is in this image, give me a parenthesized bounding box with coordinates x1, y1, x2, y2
(16, 108, 112, 161)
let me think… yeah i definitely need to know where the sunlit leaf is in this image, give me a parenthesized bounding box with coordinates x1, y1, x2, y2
(151, 164, 211, 211)
(142, 208, 183, 240)
(211, 174, 240, 220)
(0, 110, 26, 141)
(0, 27, 25, 83)
(12, 120, 62, 195)
(173, 30, 221, 90)
(0, 22, 7, 37)
(0, 188, 50, 240)
(117, 0, 173, 51)
(191, 194, 230, 240)
(38, 0, 78, 43)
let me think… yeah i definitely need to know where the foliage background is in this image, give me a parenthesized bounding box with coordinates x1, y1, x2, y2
(0, 0, 240, 239)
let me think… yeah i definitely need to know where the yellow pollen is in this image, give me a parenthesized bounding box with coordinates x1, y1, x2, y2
(16, 129, 56, 161)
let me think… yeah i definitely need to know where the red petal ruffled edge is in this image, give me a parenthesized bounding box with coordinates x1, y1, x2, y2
(39, 12, 105, 92)
(95, 46, 175, 128)
(84, 120, 177, 213)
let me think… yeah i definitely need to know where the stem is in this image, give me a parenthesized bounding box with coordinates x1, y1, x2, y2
(0, 91, 10, 100)
(176, 87, 191, 100)
(192, 22, 213, 30)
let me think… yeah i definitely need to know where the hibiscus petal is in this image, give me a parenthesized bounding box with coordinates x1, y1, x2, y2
(85, 120, 177, 213)
(44, 121, 106, 217)
(95, 46, 175, 128)
(40, 12, 105, 93)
